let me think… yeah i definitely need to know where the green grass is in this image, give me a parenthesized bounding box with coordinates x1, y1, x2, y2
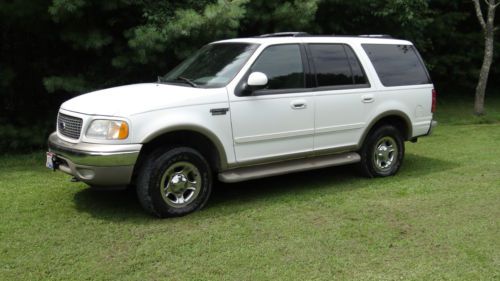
(1, 104, 500, 280)
(435, 94, 500, 125)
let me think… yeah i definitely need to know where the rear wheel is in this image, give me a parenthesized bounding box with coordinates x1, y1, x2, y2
(136, 147, 212, 218)
(359, 125, 404, 177)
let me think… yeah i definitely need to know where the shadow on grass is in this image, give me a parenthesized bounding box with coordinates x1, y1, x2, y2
(208, 154, 457, 209)
(399, 153, 458, 177)
(73, 187, 150, 221)
(72, 154, 457, 221)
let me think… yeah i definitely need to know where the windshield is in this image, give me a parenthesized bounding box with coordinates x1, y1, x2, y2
(161, 43, 258, 88)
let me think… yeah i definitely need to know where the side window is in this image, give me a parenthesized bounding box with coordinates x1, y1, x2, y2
(362, 44, 431, 87)
(308, 44, 368, 87)
(251, 44, 305, 90)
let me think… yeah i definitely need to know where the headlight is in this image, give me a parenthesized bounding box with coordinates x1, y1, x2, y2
(86, 120, 129, 140)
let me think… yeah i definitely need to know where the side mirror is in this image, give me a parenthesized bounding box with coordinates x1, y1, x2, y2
(247, 72, 268, 88)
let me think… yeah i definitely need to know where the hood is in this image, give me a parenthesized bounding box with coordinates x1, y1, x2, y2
(60, 83, 228, 116)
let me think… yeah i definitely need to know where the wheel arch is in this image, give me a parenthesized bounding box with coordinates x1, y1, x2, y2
(135, 125, 228, 177)
(358, 110, 412, 148)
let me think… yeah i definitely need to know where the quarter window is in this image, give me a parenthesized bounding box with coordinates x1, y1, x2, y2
(309, 44, 368, 87)
(251, 44, 305, 90)
(362, 44, 431, 87)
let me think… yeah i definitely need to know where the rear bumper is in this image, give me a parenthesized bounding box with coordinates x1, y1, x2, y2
(47, 132, 142, 186)
(426, 120, 438, 136)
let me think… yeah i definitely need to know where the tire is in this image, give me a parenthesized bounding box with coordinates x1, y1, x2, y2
(136, 147, 212, 218)
(359, 124, 405, 178)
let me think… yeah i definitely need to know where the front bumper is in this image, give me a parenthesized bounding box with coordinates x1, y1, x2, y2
(47, 132, 142, 186)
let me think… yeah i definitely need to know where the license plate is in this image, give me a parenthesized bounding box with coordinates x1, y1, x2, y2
(46, 152, 55, 170)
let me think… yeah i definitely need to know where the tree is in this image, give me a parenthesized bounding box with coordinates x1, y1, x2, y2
(1, 0, 500, 152)
(472, 0, 498, 115)
(43, 0, 249, 93)
(239, 0, 320, 35)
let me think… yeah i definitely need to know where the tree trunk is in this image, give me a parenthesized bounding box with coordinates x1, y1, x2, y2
(472, 0, 497, 116)
(474, 30, 495, 115)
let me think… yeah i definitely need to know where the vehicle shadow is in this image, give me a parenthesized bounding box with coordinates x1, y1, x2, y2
(73, 187, 150, 221)
(208, 153, 458, 209)
(72, 154, 457, 221)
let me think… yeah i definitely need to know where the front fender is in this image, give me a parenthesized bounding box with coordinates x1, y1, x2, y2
(131, 104, 235, 169)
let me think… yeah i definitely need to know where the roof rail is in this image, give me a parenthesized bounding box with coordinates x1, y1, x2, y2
(258, 32, 309, 38)
(358, 34, 393, 39)
(255, 33, 394, 39)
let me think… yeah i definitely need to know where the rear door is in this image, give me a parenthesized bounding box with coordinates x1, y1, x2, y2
(307, 43, 372, 153)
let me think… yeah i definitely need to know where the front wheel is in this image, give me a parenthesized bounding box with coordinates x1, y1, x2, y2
(359, 125, 405, 177)
(136, 147, 212, 218)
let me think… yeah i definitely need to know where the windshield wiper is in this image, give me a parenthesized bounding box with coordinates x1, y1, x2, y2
(158, 76, 198, 88)
(176, 76, 198, 87)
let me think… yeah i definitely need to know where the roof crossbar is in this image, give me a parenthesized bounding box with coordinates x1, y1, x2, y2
(358, 34, 393, 39)
(258, 32, 309, 38)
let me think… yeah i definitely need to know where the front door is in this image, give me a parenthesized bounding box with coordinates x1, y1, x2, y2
(229, 44, 315, 164)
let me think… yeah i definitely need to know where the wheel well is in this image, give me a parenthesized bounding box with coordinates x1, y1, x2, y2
(364, 115, 411, 144)
(133, 130, 222, 181)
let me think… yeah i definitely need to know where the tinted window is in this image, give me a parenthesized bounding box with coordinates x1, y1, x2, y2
(345, 47, 368, 84)
(309, 44, 351, 86)
(362, 44, 431, 87)
(309, 44, 368, 87)
(251, 44, 305, 90)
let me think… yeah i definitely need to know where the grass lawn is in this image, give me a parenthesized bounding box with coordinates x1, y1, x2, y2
(1, 101, 499, 280)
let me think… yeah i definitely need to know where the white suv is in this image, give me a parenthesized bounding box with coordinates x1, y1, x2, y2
(47, 32, 437, 217)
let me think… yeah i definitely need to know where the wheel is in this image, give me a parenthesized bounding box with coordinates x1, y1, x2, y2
(359, 124, 405, 177)
(136, 147, 212, 218)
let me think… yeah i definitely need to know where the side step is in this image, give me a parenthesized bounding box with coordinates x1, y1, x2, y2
(218, 152, 361, 183)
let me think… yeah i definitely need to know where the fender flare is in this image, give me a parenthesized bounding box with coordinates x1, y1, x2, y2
(141, 124, 229, 170)
(357, 110, 413, 148)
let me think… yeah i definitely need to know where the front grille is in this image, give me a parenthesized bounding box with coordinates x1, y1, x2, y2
(58, 113, 83, 139)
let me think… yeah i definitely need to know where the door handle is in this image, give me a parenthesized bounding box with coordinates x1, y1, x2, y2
(362, 94, 374, 103)
(291, 100, 307, 110)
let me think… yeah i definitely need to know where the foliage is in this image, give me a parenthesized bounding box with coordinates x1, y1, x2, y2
(424, 1, 485, 92)
(0, 124, 49, 152)
(239, 0, 320, 35)
(0, 0, 499, 151)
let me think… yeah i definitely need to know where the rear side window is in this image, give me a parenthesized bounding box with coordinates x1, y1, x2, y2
(362, 44, 431, 87)
(251, 44, 305, 90)
(308, 44, 368, 87)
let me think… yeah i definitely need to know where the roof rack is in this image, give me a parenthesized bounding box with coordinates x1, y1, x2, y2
(255, 32, 394, 39)
(358, 34, 393, 39)
(257, 32, 309, 38)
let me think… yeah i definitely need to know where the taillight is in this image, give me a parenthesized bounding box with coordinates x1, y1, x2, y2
(431, 89, 437, 113)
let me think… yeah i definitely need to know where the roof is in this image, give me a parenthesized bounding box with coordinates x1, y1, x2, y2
(214, 32, 413, 46)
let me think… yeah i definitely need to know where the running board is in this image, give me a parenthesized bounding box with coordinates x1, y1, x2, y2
(218, 152, 361, 183)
